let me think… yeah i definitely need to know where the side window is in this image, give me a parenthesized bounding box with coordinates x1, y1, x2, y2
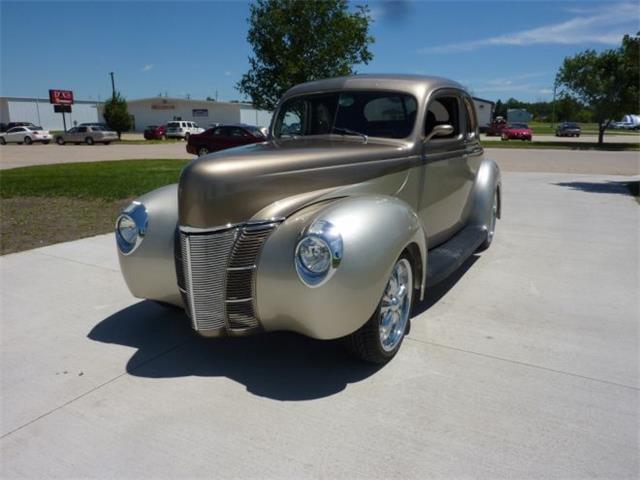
(212, 127, 224, 136)
(463, 96, 477, 137)
(77, 127, 87, 133)
(425, 96, 460, 140)
(230, 127, 245, 137)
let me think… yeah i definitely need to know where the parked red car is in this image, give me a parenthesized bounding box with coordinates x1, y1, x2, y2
(144, 125, 166, 140)
(501, 123, 533, 141)
(186, 124, 266, 156)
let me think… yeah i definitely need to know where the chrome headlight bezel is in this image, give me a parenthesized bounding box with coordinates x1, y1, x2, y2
(294, 220, 343, 287)
(115, 201, 148, 255)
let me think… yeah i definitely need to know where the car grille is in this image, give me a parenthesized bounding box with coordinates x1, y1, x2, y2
(177, 222, 279, 333)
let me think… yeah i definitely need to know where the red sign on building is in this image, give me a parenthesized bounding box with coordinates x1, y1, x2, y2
(49, 89, 74, 105)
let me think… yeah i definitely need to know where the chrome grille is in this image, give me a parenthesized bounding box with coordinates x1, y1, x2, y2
(179, 222, 278, 333)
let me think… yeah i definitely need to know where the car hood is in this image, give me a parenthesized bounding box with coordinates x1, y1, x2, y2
(178, 136, 415, 227)
(507, 128, 531, 134)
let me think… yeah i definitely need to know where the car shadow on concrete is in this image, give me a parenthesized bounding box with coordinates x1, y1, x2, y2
(88, 301, 382, 401)
(89, 254, 479, 400)
(412, 254, 479, 317)
(554, 180, 639, 197)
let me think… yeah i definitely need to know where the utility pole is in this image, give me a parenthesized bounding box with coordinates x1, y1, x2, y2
(551, 80, 557, 128)
(109, 72, 116, 99)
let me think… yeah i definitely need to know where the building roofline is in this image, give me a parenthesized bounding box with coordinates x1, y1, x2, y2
(0, 96, 101, 104)
(472, 96, 495, 105)
(125, 97, 254, 107)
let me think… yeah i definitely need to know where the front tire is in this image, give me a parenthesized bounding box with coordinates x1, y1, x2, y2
(24, 136, 32, 145)
(85, 137, 94, 145)
(501, 133, 508, 141)
(198, 147, 209, 156)
(56, 137, 65, 145)
(0, 137, 5, 145)
(184, 133, 190, 141)
(345, 255, 414, 363)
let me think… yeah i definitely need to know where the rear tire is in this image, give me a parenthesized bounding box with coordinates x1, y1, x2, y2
(24, 137, 32, 145)
(478, 189, 498, 252)
(345, 254, 414, 363)
(85, 137, 94, 145)
(198, 147, 209, 156)
(0, 137, 5, 145)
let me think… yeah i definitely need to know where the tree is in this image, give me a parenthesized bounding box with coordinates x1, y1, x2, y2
(556, 33, 639, 144)
(102, 91, 132, 139)
(238, 0, 374, 110)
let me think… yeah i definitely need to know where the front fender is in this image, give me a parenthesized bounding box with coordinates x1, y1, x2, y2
(256, 195, 427, 339)
(117, 183, 183, 307)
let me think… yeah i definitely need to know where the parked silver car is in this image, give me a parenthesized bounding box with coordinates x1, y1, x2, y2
(55, 126, 118, 145)
(115, 75, 502, 363)
(0, 126, 52, 145)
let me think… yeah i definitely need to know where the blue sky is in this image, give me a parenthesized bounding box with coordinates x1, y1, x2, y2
(1, 1, 638, 103)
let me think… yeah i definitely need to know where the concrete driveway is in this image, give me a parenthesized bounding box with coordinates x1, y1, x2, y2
(1, 172, 638, 478)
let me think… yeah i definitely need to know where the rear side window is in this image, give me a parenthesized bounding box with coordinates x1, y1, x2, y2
(78, 127, 87, 133)
(425, 96, 460, 139)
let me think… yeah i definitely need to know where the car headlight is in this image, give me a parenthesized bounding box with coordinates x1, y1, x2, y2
(115, 202, 148, 255)
(294, 220, 342, 287)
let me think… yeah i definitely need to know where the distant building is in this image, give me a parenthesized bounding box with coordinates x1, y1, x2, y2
(109, 97, 272, 132)
(507, 109, 533, 123)
(0, 96, 100, 131)
(472, 97, 495, 132)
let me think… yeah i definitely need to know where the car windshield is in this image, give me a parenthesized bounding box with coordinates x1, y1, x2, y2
(274, 91, 418, 139)
(509, 123, 528, 129)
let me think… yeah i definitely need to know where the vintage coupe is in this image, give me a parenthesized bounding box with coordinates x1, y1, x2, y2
(115, 75, 501, 363)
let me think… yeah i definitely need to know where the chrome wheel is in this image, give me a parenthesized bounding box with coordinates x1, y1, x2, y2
(379, 258, 413, 352)
(487, 190, 498, 242)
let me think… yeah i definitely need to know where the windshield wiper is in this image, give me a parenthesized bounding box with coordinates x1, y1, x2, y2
(332, 127, 368, 143)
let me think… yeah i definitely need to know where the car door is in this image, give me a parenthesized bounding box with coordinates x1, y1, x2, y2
(6, 127, 23, 143)
(418, 90, 475, 247)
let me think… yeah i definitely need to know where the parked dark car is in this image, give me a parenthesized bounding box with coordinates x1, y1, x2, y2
(501, 123, 533, 141)
(555, 122, 581, 137)
(186, 125, 266, 156)
(144, 125, 167, 140)
(485, 118, 508, 136)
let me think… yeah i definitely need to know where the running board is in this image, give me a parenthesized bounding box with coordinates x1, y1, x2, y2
(426, 225, 487, 287)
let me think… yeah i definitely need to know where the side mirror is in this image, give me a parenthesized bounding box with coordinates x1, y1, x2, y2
(425, 124, 454, 142)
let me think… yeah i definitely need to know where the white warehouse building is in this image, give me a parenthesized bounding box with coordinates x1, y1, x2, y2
(113, 97, 272, 132)
(0, 96, 101, 131)
(1, 96, 272, 132)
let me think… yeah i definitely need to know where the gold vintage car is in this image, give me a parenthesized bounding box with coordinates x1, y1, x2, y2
(115, 75, 501, 363)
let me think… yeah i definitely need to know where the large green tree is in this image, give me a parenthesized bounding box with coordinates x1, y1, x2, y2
(556, 33, 639, 144)
(103, 91, 132, 139)
(238, 0, 374, 110)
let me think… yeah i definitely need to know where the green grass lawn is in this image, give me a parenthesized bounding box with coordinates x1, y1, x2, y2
(527, 122, 640, 136)
(0, 159, 188, 254)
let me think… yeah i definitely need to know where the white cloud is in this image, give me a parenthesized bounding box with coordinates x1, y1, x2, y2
(419, 3, 638, 54)
(141, 64, 154, 72)
(224, 71, 232, 76)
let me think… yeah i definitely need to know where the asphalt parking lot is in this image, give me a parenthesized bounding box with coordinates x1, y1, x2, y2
(1, 170, 638, 478)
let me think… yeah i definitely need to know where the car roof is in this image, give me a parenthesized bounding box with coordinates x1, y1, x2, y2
(282, 74, 466, 102)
